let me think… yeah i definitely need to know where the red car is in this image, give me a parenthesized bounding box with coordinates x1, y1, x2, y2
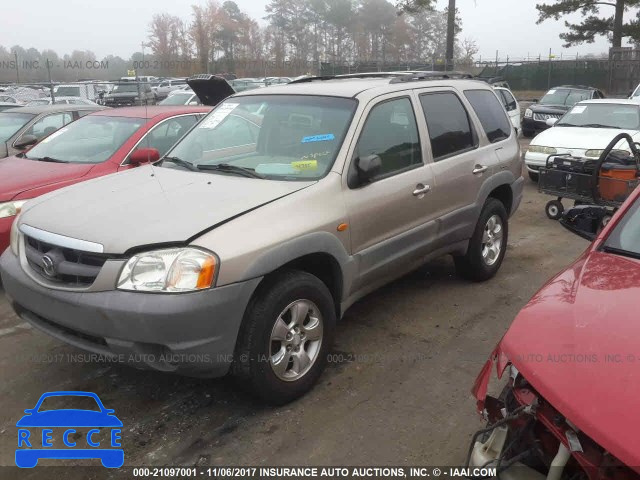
(0, 106, 212, 253)
(471, 194, 640, 478)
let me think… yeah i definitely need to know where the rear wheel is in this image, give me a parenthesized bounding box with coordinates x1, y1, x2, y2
(455, 198, 508, 282)
(528, 171, 539, 182)
(232, 270, 336, 404)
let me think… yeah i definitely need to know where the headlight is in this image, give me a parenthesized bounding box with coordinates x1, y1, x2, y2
(524, 108, 533, 118)
(527, 145, 557, 155)
(117, 247, 217, 293)
(585, 149, 630, 158)
(9, 214, 20, 256)
(0, 200, 28, 219)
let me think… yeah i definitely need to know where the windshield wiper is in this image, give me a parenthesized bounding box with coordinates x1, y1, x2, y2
(30, 156, 68, 163)
(601, 245, 640, 260)
(582, 123, 620, 129)
(162, 156, 199, 171)
(197, 163, 265, 179)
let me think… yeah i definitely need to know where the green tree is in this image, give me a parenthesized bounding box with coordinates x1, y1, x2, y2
(536, 0, 640, 48)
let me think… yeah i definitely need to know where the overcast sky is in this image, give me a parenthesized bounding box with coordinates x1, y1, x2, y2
(2, 0, 628, 60)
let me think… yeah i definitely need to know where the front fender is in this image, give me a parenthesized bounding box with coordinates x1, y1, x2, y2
(238, 231, 357, 301)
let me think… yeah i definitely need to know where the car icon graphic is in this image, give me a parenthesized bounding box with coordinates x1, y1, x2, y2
(15, 391, 123, 468)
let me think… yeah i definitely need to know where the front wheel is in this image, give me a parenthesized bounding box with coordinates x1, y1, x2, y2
(528, 171, 539, 182)
(455, 198, 509, 282)
(232, 270, 336, 404)
(545, 200, 564, 220)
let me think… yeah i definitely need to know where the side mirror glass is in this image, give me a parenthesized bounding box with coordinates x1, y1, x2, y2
(546, 118, 558, 127)
(560, 205, 609, 241)
(14, 134, 38, 149)
(356, 154, 382, 185)
(129, 147, 160, 165)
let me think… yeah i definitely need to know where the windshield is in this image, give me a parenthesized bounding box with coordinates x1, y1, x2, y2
(112, 84, 139, 93)
(160, 93, 194, 105)
(557, 103, 640, 130)
(166, 95, 357, 181)
(540, 88, 591, 106)
(605, 200, 640, 257)
(25, 115, 145, 164)
(0, 112, 35, 142)
(56, 86, 81, 97)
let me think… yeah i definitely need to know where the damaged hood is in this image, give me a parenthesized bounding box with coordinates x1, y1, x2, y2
(502, 251, 640, 468)
(20, 165, 314, 254)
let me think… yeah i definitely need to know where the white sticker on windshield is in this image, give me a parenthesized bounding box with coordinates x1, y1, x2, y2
(571, 106, 586, 114)
(199, 103, 239, 129)
(40, 128, 67, 143)
(548, 89, 556, 94)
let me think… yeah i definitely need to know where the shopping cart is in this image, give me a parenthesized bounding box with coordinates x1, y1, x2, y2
(538, 133, 640, 220)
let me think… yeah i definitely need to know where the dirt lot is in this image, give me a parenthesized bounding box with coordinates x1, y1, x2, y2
(0, 137, 589, 476)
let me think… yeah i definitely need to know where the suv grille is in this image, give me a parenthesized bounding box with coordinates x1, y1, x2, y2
(24, 235, 112, 287)
(534, 113, 562, 121)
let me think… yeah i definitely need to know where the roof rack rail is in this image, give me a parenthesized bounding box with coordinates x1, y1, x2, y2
(289, 73, 401, 84)
(389, 71, 474, 83)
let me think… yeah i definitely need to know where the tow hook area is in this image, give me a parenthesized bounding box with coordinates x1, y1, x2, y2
(469, 426, 571, 480)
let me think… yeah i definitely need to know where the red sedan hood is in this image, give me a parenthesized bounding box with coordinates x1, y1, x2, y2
(0, 156, 94, 201)
(502, 250, 640, 468)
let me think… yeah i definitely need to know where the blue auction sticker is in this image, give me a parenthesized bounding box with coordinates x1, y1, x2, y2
(15, 391, 123, 468)
(302, 134, 335, 143)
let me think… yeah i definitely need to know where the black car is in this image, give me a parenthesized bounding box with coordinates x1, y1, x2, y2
(522, 85, 605, 137)
(103, 82, 156, 107)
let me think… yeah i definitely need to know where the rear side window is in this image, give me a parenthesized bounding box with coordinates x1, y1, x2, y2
(465, 90, 511, 143)
(419, 92, 476, 161)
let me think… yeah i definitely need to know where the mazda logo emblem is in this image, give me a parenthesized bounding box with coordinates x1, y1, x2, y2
(42, 255, 56, 277)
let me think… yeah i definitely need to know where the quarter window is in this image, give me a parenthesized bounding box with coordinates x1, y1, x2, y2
(356, 97, 422, 178)
(465, 90, 512, 143)
(420, 92, 476, 161)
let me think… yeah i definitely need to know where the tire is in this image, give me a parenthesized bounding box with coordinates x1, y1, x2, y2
(455, 198, 509, 282)
(232, 270, 336, 404)
(523, 129, 535, 138)
(528, 171, 539, 182)
(545, 200, 564, 220)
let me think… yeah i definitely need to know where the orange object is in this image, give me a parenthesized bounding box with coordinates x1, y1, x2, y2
(599, 166, 638, 202)
(337, 223, 349, 232)
(196, 257, 217, 289)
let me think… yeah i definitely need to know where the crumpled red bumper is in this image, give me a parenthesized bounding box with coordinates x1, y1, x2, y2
(471, 342, 510, 413)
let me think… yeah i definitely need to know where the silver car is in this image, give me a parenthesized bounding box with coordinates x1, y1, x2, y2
(1, 73, 524, 403)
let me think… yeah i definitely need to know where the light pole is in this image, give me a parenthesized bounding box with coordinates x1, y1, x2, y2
(445, 0, 456, 71)
(13, 51, 20, 84)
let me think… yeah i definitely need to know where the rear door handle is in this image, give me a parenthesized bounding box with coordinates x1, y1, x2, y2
(413, 184, 431, 197)
(473, 165, 488, 175)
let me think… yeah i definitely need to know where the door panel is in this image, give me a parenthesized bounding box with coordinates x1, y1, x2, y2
(343, 95, 437, 291)
(415, 89, 487, 245)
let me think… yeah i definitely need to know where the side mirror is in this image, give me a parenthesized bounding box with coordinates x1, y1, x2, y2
(559, 205, 609, 241)
(546, 118, 558, 127)
(14, 134, 38, 149)
(356, 155, 382, 185)
(129, 147, 160, 165)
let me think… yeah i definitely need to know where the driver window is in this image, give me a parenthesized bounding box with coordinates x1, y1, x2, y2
(131, 115, 200, 159)
(355, 97, 422, 179)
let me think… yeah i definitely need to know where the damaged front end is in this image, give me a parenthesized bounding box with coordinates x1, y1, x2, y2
(468, 347, 637, 480)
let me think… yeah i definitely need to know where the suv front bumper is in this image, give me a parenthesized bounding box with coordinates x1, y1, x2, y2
(0, 249, 261, 377)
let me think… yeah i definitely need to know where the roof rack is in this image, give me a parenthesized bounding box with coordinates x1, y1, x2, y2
(289, 71, 475, 85)
(289, 73, 401, 84)
(389, 71, 474, 83)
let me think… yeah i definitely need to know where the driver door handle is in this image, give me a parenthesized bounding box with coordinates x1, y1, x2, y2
(473, 165, 488, 175)
(413, 184, 431, 196)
